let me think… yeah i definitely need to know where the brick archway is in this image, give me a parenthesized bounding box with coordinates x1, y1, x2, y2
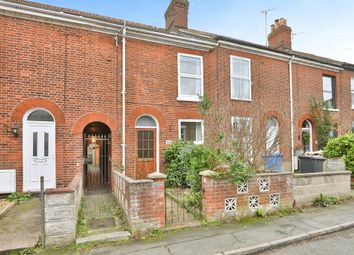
(11, 98, 65, 125)
(127, 106, 167, 129)
(262, 110, 284, 127)
(298, 112, 314, 128)
(72, 113, 115, 135)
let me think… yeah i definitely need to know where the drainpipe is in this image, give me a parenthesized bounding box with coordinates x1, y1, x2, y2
(121, 21, 127, 174)
(289, 55, 295, 173)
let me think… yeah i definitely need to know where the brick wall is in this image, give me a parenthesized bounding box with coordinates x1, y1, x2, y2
(201, 171, 294, 220)
(112, 171, 165, 232)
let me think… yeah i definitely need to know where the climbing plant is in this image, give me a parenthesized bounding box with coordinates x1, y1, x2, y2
(310, 98, 334, 149)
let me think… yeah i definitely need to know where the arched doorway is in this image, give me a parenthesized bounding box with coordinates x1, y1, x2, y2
(23, 108, 56, 191)
(302, 120, 313, 152)
(135, 115, 159, 179)
(83, 122, 111, 192)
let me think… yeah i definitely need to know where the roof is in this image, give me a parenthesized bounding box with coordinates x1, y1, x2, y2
(2, 0, 353, 69)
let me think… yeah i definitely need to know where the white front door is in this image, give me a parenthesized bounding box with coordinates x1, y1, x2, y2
(24, 122, 56, 191)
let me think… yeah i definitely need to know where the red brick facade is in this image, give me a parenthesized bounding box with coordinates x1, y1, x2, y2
(0, 1, 354, 193)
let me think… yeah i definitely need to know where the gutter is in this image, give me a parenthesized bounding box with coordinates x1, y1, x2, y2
(289, 55, 295, 173)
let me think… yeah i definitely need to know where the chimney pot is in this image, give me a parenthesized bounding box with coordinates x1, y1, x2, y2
(268, 18, 292, 50)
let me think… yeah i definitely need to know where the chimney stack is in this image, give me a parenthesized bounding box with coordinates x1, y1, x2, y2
(165, 0, 189, 31)
(268, 18, 292, 50)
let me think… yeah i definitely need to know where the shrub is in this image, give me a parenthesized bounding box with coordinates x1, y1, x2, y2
(187, 145, 220, 192)
(222, 151, 256, 186)
(314, 193, 340, 207)
(323, 133, 354, 173)
(164, 141, 194, 188)
(164, 141, 220, 191)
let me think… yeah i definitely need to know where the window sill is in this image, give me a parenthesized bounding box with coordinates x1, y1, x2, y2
(176, 96, 201, 102)
(323, 108, 339, 112)
(231, 98, 252, 102)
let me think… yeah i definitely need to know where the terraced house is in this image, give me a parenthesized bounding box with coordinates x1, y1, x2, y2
(1, 0, 354, 216)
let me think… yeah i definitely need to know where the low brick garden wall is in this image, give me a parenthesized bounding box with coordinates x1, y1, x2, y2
(44, 172, 83, 246)
(112, 171, 166, 232)
(293, 171, 351, 205)
(201, 171, 294, 221)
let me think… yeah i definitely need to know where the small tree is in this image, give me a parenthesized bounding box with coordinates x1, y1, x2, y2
(198, 95, 281, 170)
(311, 98, 334, 149)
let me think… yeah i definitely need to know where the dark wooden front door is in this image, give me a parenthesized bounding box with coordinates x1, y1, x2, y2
(136, 129, 156, 179)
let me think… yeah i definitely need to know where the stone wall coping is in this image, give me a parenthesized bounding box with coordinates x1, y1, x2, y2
(199, 170, 217, 177)
(148, 172, 167, 179)
(113, 171, 153, 184)
(200, 170, 293, 178)
(256, 172, 293, 177)
(46, 172, 82, 194)
(294, 171, 351, 178)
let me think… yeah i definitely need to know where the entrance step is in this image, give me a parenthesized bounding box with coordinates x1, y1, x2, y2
(76, 230, 130, 244)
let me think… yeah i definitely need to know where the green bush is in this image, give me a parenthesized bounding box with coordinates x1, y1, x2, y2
(164, 140, 256, 192)
(164, 141, 192, 188)
(222, 151, 256, 185)
(187, 145, 220, 192)
(323, 133, 354, 173)
(164, 140, 220, 191)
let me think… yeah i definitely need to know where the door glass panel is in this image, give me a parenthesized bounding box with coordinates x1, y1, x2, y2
(33, 132, 38, 157)
(137, 130, 155, 159)
(27, 110, 54, 121)
(44, 132, 49, 157)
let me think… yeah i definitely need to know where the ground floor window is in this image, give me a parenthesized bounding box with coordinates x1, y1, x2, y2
(178, 119, 203, 144)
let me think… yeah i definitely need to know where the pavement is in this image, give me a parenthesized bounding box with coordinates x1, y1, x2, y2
(0, 198, 40, 253)
(88, 200, 354, 255)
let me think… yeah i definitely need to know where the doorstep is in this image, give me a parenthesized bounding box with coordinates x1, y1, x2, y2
(76, 230, 131, 244)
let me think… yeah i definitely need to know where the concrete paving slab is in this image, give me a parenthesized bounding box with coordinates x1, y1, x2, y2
(0, 198, 40, 253)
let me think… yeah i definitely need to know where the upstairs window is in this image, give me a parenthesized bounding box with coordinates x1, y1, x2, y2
(177, 53, 203, 101)
(231, 56, 251, 100)
(178, 120, 203, 144)
(323, 76, 336, 109)
(351, 78, 354, 108)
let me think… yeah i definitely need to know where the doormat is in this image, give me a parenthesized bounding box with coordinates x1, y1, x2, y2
(88, 217, 116, 229)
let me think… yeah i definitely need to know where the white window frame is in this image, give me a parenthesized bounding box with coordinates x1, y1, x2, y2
(178, 119, 204, 144)
(230, 55, 252, 101)
(322, 75, 336, 110)
(351, 78, 354, 109)
(177, 53, 204, 102)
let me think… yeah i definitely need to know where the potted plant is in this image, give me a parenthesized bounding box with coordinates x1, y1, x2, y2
(301, 131, 310, 152)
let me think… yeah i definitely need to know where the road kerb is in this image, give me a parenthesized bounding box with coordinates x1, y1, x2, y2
(215, 221, 354, 255)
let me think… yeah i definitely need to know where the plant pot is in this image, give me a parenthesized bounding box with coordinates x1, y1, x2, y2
(298, 155, 325, 173)
(324, 158, 346, 172)
(262, 153, 283, 172)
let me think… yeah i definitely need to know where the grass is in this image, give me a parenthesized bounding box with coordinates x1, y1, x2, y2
(76, 197, 88, 237)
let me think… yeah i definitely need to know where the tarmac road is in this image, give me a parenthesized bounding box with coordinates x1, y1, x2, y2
(261, 227, 354, 255)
